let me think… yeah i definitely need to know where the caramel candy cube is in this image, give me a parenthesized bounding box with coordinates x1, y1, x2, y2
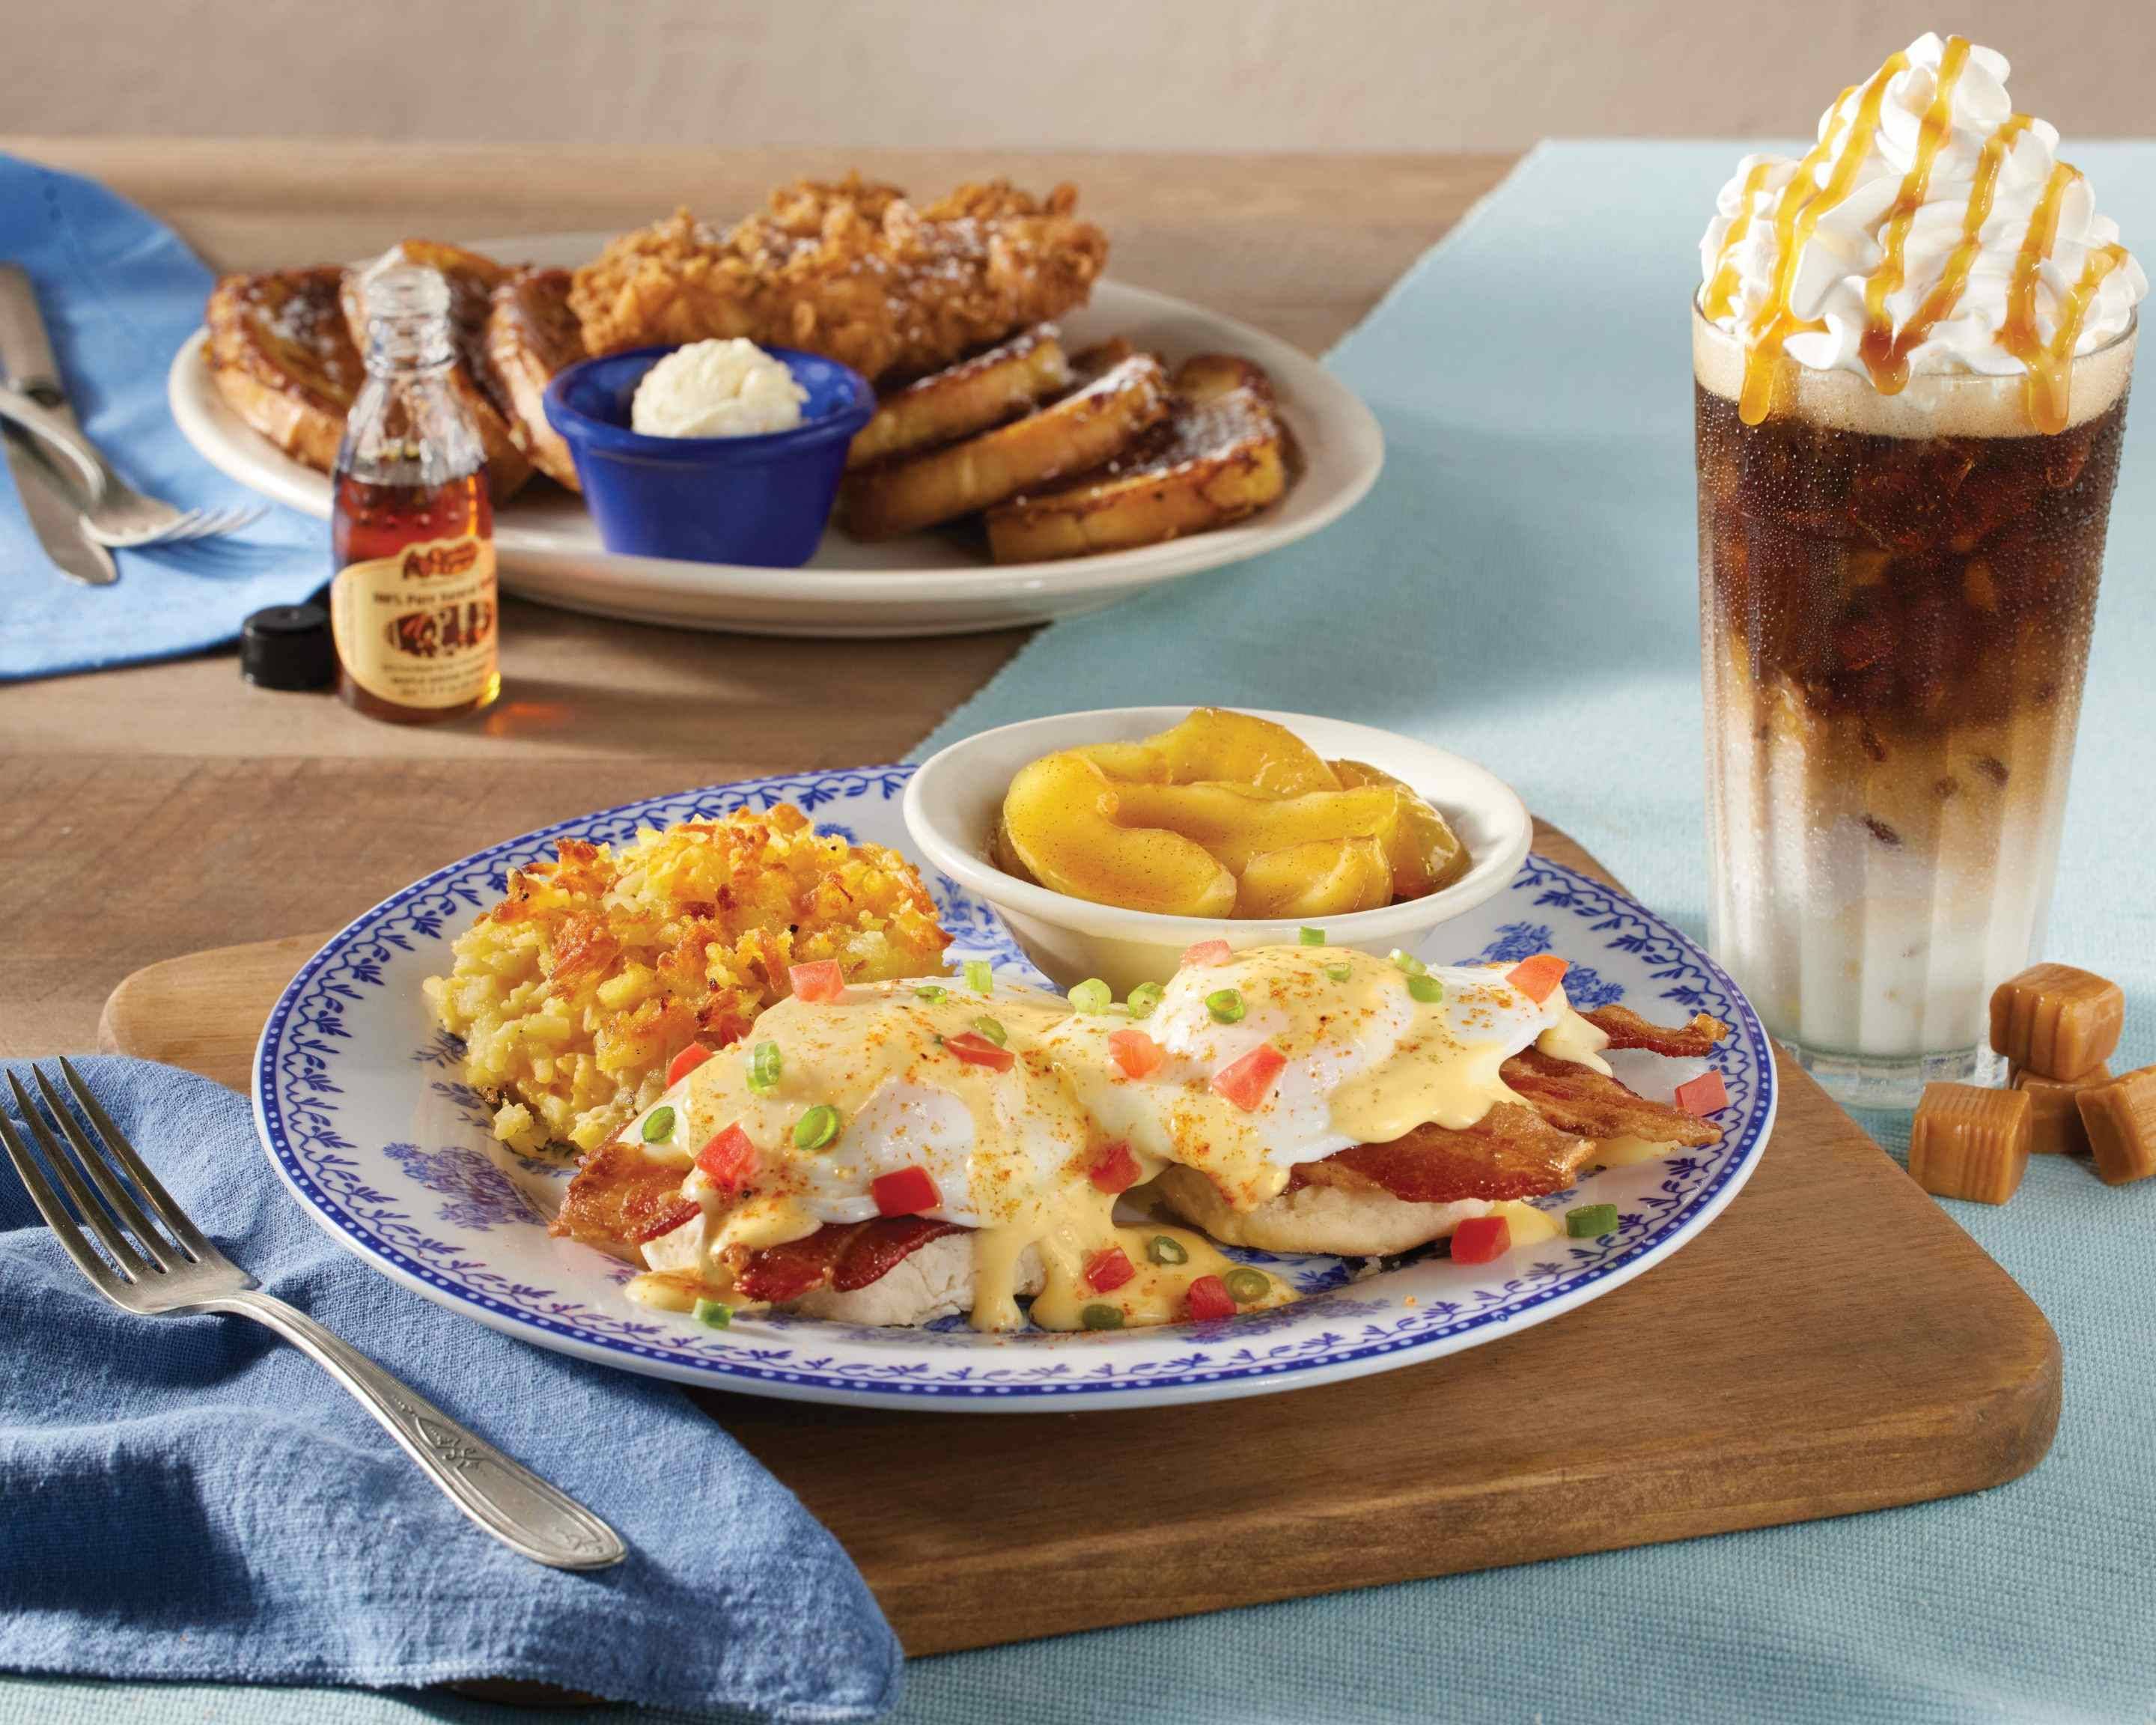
(2077, 1066, 2156, 1187)
(1908, 1083, 2031, 1205)
(2012, 1063, 2111, 1155)
(1989, 964, 2125, 1080)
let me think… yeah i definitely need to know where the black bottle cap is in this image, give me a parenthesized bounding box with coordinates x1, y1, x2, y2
(240, 603, 335, 691)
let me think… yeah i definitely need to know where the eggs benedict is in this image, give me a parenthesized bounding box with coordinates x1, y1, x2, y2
(1051, 943, 1725, 1257)
(550, 944, 1727, 1331)
(553, 963, 1280, 1332)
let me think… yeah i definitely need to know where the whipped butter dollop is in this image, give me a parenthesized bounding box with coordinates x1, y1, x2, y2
(1698, 33, 2145, 425)
(630, 337, 809, 437)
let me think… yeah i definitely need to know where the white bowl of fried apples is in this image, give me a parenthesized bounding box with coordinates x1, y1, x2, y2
(904, 707, 1532, 997)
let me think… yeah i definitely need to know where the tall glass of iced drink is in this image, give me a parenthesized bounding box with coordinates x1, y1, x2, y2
(1694, 34, 2144, 1105)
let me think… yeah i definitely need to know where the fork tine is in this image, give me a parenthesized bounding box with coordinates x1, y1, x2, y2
(58, 1058, 218, 1263)
(0, 1097, 128, 1296)
(34, 1067, 186, 1271)
(5, 1073, 144, 1280)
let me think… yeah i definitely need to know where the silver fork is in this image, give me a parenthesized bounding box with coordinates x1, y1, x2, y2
(1, 1060, 624, 1571)
(0, 384, 265, 548)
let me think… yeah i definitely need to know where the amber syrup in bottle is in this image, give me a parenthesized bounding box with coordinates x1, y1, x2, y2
(328, 265, 500, 723)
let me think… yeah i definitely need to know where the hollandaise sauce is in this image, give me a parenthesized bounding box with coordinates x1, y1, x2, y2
(614, 946, 1648, 1333)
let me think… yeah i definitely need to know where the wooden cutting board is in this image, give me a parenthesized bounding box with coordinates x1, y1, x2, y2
(99, 826, 2058, 1658)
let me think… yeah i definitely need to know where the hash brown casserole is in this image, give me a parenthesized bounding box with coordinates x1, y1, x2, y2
(423, 804, 951, 1155)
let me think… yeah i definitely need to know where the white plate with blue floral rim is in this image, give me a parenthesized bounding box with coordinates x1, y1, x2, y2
(254, 764, 1776, 1413)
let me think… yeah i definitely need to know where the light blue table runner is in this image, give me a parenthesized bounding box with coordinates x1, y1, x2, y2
(11, 140, 2154, 1724)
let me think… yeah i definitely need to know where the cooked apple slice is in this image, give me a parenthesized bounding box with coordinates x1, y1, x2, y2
(1106, 780, 1398, 875)
(1139, 709, 1342, 796)
(1071, 741, 1172, 783)
(1001, 751, 1237, 916)
(1236, 838, 1395, 919)
(1330, 759, 1471, 897)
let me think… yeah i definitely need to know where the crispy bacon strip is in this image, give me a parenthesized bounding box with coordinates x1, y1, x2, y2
(1584, 1004, 1729, 1058)
(736, 1219, 963, 1303)
(1297, 1029, 1726, 1208)
(1300, 1104, 1595, 1204)
(1501, 1047, 1721, 1148)
(552, 1137, 692, 1249)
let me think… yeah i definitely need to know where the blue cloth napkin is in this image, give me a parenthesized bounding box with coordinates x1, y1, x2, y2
(0, 1056, 901, 1721)
(889, 140, 2156, 1725)
(0, 154, 325, 681)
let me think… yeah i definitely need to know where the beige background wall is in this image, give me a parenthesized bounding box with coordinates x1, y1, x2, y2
(6, 0, 2149, 148)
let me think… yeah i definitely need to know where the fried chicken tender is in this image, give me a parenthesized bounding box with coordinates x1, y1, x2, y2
(568, 174, 1110, 383)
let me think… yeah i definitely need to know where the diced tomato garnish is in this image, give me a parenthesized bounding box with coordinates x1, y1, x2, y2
(789, 960, 844, 1003)
(1451, 1214, 1512, 1264)
(1084, 1247, 1136, 1292)
(695, 1122, 758, 1192)
(1506, 953, 1570, 1004)
(666, 1042, 714, 1087)
(871, 1165, 941, 1217)
(1089, 1141, 1142, 1193)
(1673, 1070, 1729, 1116)
(1184, 1274, 1236, 1321)
(944, 1032, 1014, 1071)
(628, 1198, 702, 1246)
(1180, 939, 1232, 968)
(1211, 1043, 1286, 1111)
(1107, 1028, 1165, 1079)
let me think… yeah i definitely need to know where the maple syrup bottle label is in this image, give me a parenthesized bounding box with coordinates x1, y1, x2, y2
(329, 262, 501, 723)
(329, 534, 499, 710)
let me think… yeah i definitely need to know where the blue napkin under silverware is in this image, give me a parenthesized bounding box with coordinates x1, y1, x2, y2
(0, 1056, 901, 1721)
(0, 154, 324, 681)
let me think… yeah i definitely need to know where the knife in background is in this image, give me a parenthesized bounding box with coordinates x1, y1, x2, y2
(0, 264, 115, 586)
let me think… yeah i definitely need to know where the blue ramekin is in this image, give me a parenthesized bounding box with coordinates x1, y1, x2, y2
(543, 344, 875, 568)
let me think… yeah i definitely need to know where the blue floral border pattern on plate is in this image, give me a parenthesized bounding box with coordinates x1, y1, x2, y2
(256, 765, 1773, 1402)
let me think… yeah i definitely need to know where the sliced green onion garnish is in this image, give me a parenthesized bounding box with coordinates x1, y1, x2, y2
(1389, 948, 1428, 976)
(692, 1297, 733, 1328)
(1079, 1303, 1125, 1331)
(964, 958, 994, 995)
(1566, 1202, 1620, 1239)
(972, 1015, 1008, 1047)
(1407, 974, 1445, 1005)
(1126, 982, 1163, 1020)
(914, 983, 948, 1003)
(640, 1106, 676, 1143)
(1222, 1267, 1270, 1304)
(748, 1041, 782, 1093)
(1324, 962, 1353, 982)
(1299, 926, 1327, 946)
(793, 1104, 841, 1151)
(1146, 1234, 1190, 1266)
(1068, 978, 1112, 1014)
(1205, 988, 1245, 1024)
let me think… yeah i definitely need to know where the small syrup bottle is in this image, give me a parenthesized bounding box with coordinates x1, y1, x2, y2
(328, 265, 500, 723)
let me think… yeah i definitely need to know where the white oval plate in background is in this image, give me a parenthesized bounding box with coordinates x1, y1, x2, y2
(254, 764, 1773, 1413)
(171, 243, 1384, 638)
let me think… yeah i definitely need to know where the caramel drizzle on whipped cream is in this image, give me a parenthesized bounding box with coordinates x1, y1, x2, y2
(2000, 163, 2132, 433)
(1717, 38, 2128, 433)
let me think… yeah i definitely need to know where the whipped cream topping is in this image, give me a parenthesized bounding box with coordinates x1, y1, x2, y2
(1698, 34, 2144, 422)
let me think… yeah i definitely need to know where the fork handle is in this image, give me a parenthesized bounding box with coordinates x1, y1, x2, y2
(208, 1289, 627, 1571)
(0, 383, 107, 502)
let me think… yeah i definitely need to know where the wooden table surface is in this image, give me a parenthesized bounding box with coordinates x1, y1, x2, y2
(0, 138, 1513, 1065)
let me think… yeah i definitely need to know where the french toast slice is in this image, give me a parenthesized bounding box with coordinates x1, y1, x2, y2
(483, 267, 585, 491)
(341, 240, 532, 501)
(841, 350, 1170, 541)
(846, 326, 1072, 469)
(205, 267, 364, 474)
(985, 354, 1288, 562)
